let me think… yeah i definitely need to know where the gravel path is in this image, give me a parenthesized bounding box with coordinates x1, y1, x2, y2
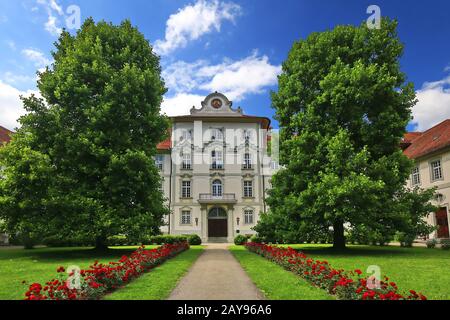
(168, 243, 264, 300)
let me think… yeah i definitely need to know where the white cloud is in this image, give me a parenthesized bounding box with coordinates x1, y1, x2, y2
(199, 53, 281, 100)
(22, 48, 52, 68)
(161, 93, 204, 116)
(412, 76, 450, 131)
(1, 72, 36, 86)
(154, 0, 241, 56)
(36, 0, 63, 36)
(0, 81, 40, 131)
(162, 52, 281, 102)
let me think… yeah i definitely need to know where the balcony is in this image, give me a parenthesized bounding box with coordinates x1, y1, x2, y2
(198, 193, 237, 204)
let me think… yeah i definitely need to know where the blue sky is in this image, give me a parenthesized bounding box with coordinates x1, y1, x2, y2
(1, 0, 449, 132)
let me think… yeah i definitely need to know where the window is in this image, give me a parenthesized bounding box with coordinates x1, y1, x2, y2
(431, 160, 443, 181)
(159, 178, 164, 193)
(155, 155, 164, 170)
(180, 130, 191, 142)
(182, 153, 192, 170)
(243, 153, 252, 169)
(243, 130, 251, 142)
(211, 150, 223, 169)
(243, 180, 253, 198)
(212, 180, 223, 197)
(181, 210, 191, 225)
(411, 166, 421, 186)
(244, 210, 254, 224)
(181, 181, 191, 198)
(211, 128, 223, 141)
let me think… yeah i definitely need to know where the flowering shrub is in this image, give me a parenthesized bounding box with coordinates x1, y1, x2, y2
(24, 241, 189, 300)
(245, 242, 427, 300)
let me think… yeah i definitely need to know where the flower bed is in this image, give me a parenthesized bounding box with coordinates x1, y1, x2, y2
(245, 242, 426, 300)
(24, 242, 189, 300)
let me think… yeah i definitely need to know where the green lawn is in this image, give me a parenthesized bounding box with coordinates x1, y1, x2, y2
(229, 245, 333, 300)
(280, 244, 450, 300)
(105, 246, 204, 300)
(0, 245, 179, 300)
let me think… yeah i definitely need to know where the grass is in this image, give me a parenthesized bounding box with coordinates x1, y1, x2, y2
(229, 245, 333, 300)
(105, 246, 204, 300)
(0, 245, 185, 300)
(280, 244, 450, 300)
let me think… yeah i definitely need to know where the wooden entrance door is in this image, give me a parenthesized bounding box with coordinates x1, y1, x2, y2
(208, 219, 228, 237)
(208, 207, 228, 238)
(436, 208, 449, 238)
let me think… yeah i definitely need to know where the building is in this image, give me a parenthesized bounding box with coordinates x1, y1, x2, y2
(156, 92, 278, 242)
(403, 119, 450, 239)
(0, 125, 13, 245)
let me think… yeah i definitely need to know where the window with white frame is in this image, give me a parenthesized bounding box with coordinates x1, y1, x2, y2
(244, 209, 254, 224)
(211, 150, 223, 169)
(155, 155, 164, 170)
(212, 179, 223, 197)
(243, 180, 253, 197)
(179, 130, 192, 142)
(411, 166, 421, 186)
(181, 181, 191, 198)
(181, 210, 191, 225)
(431, 160, 443, 181)
(211, 128, 223, 141)
(243, 129, 251, 142)
(243, 153, 252, 169)
(182, 152, 192, 170)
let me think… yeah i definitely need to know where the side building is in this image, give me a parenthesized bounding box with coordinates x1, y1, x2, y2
(403, 119, 450, 239)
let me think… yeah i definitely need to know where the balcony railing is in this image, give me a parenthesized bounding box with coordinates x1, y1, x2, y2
(242, 164, 253, 170)
(198, 193, 237, 203)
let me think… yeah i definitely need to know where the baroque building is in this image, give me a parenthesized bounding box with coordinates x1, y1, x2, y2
(156, 92, 278, 242)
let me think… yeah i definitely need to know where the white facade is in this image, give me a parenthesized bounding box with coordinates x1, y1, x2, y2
(157, 92, 278, 242)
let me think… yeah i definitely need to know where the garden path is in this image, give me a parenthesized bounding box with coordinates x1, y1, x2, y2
(168, 243, 264, 300)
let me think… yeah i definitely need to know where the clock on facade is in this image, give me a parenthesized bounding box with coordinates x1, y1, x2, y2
(211, 98, 222, 109)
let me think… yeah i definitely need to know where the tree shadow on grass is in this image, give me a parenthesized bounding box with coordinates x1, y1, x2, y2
(291, 245, 429, 258)
(0, 247, 137, 262)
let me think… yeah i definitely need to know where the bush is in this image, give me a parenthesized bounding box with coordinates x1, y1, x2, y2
(42, 235, 95, 247)
(395, 231, 415, 247)
(250, 235, 263, 243)
(440, 238, 450, 250)
(186, 234, 202, 245)
(145, 235, 187, 245)
(234, 234, 248, 245)
(426, 239, 437, 248)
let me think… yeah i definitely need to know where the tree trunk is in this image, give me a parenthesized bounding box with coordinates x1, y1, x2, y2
(22, 232, 34, 250)
(333, 220, 346, 250)
(95, 236, 108, 251)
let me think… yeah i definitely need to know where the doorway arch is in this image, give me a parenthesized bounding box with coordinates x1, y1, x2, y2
(208, 207, 227, 238)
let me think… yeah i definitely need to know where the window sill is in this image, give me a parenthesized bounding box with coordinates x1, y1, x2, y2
(242, 196, 255, 200)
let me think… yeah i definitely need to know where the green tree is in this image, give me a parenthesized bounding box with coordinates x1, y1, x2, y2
(256, 19, 434, 249)
(0, 18, 169, 249)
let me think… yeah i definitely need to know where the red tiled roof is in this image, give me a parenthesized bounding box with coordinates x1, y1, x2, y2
(157, 137, 171, 150)
(0, 126, 13, 145)
(403, 120, 450, 159)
